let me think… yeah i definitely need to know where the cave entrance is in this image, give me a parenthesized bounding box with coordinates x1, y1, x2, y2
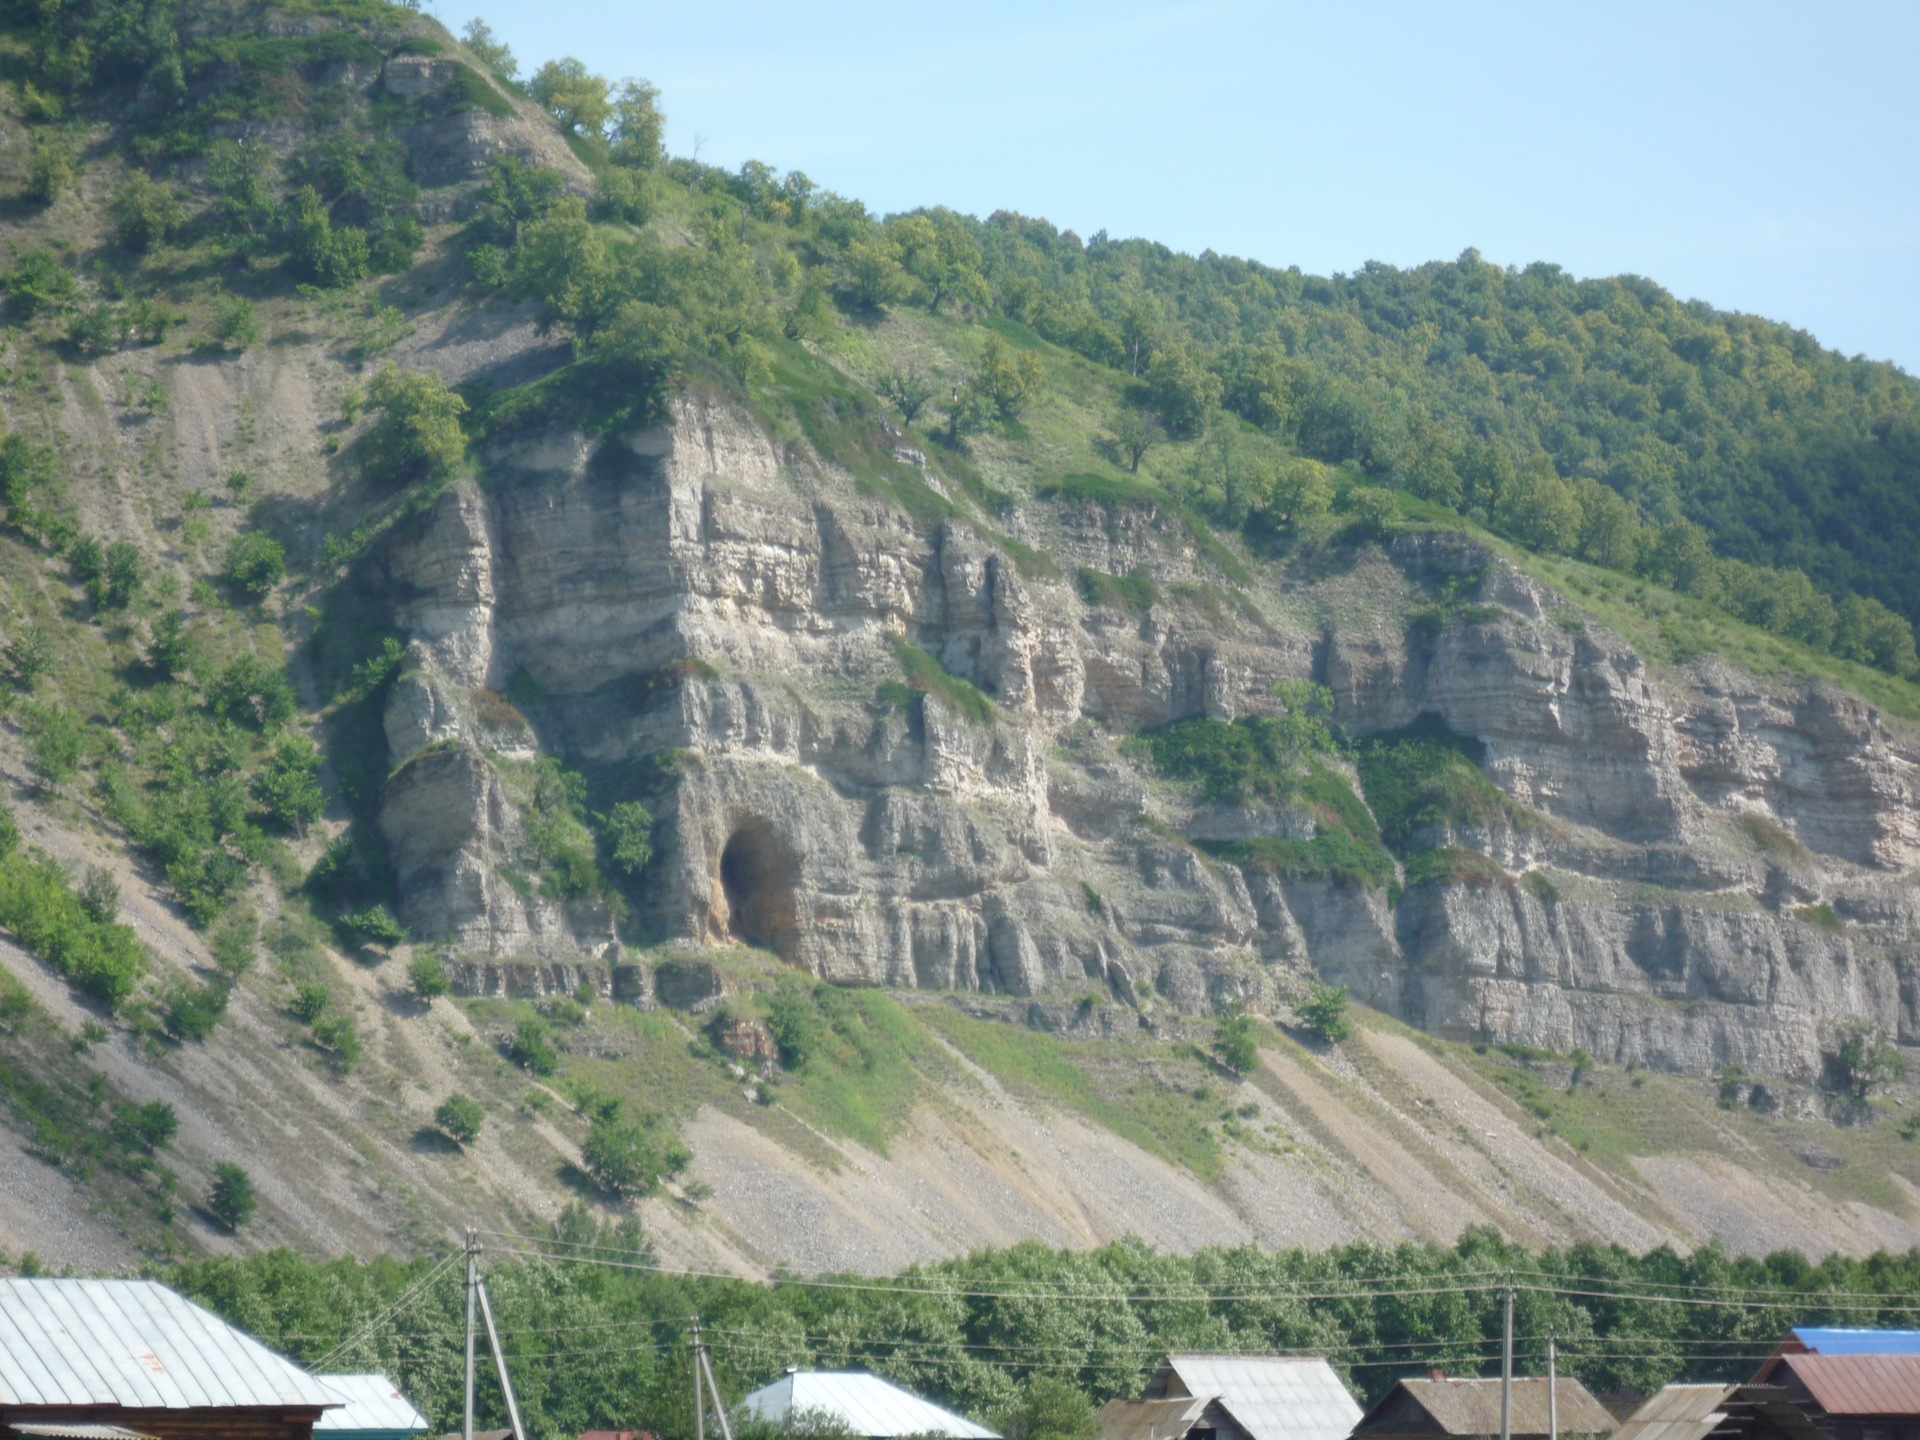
(718, 821, 799, 960)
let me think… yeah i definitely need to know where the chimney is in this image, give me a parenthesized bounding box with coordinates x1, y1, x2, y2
(1430, 1370, 1446, 1382)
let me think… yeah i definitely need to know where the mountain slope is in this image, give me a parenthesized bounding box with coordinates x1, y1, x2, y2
(0, 0, 1914, 1273)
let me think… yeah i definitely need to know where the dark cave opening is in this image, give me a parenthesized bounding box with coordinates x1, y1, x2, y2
(718, 821, 799, 959)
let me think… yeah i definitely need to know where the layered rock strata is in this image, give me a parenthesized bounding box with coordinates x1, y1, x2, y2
(374, 399, 1920, 1082)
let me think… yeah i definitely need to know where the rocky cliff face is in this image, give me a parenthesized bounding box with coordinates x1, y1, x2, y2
(374, 399, 1920, 1085)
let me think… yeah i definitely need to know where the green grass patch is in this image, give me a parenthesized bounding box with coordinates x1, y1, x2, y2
(1075, 565, 1158, 614)
(888, 635, 994, 725)
(919, 1006, 1226, 1180)
(745, 985, 931, 1154)
(1355, 719, 1533, 852)
(1037, 471, 1165, 510)
(1402, 846, 1513, 890)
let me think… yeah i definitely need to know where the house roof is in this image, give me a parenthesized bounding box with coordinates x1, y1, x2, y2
(1352, 1378, 1616, 1438)
(0, 1279, 337, 1412)
(1784, 1331, 1920, 1358)
(315, 1376, 430, 1433)
(1609, 1384, 1731, 1440)
(1156, 1356, 1361, 1440)
(1769, 1355, 1920, 1416)
(738, 1372, 996, 1440)
(1098, 1395, 1212, 1440)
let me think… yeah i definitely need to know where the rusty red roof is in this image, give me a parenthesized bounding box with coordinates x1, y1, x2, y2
(1775, 1354, 1920, 1416)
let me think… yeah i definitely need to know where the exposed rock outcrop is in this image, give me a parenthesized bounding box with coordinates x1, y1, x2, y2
(374, 397, 1920, 1081)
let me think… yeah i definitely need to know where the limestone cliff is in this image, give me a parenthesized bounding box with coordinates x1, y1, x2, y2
(372, 399, 1920, 1086)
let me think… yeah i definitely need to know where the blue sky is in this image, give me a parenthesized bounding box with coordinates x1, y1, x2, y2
(447, 0, 1920, 374)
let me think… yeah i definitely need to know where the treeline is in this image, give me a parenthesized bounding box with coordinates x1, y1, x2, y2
(159, 1225, 1920, 1440)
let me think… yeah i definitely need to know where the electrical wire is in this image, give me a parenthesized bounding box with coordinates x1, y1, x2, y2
(308, 1251, 463, 1371)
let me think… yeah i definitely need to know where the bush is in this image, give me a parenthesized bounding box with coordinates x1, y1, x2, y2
(252, 736, 324, 832)
(597, 800, 654, 876)
(0, 850, 147, 1010)
(79, 866, 119, 923)
(109, 1099, 177, 1154)
(208, 1162, 256, 1231)
(339, 903, 406, 947)
(207, 654, 295, 730)
(225, 532, 286, 595)
(407, 950, 452, 1000)
(311, 1012, 361, 1071)
(4, 625, 53, 688)
(511, 1016, 560, 1076)
(162, 977, 230, 1042)
(211, 295, 261, 350)
(1213, 1005, 1261, 1075)
(1298, 981, 1352, 1043)
(111, 172, 184, 251)
(359, 367, 468, 488)
(209, 910, 257, 978)
(290, 982, 332, 1023)
(581, 1103, 688, 1196)
(25, 141, 76, 205)
(435, 1092, 484, 1145)
(994, 1377, 1100, 1440)
(1833, 1022, 1905, 1099)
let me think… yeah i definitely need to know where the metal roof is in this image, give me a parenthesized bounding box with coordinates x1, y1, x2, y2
(315, 1376, 431, 1433)
(738, 1372, 997, 1439)
(1353, 1378, 1616, 1438)
(1773, 1354, 1920, 1416)
(12, 1425, 159, 1440)
(1098, 1395, 1213, 1440)
(1609, 1384, 1731, 1440)
(1787, 1331, 1920, 1358)
(0, 1279, 337, 1411)
(1160, 1356, 1362, 1440)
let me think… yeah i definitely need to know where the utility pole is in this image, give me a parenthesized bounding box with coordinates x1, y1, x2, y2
(464, 1229, 478, 1440)
(698, 1328, 714, 1440)
(689, 1319, 734, 1440)
(1548, 1335, 1558, 1440)
(474, 1268, 527, 1440)
(1499, 1275, 1514, 1440)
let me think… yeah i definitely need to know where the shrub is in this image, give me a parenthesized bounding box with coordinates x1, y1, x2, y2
(1833, 1022, 1905, 1099)
(1718, 1064, 1746, 1110)
(407, 950, 452, 1000)
(4, 625, 53, 688)
(1075, 566, 1159, 615)
(209, 910, 257, 978)
(111, 172, 184, 251)
(290, 982, 332, 1023)
(581, 1103, 688, 1196)
(1298, 981, 1352, 1043)
(211, 295, 261, 350)
(109, 1099, 177, 1154)
(79, 866, 119, 924)
(208, 1162, 257, 1231)
(4, 246, 79, 320)
(1213, 1005, 1260, 1075)
(25, 141, 76, 205)
(435, 1092, 484, 1145)
(207, 654, 295, 730)
(511, 1016, 559, 1076)
(311, 1012, 361, 1071)
(359, 367, 468, 488)
(0, 850, 146, 1010)
(994, 1377, 1100, 1440)
(1356, 723, 1531, 853)
(162, 977, 230, 1042)
(765, 983, 826, 1070)
(597, 799, 654, 876)
(146, 610, 198, 679)
(887, 635, 993, 725)
(252, 736, 324, 833)
(225, 532, 286, 595)
(340, 903, 406, 947)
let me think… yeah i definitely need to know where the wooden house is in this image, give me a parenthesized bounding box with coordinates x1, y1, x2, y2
(1346, 1377, 1615, 1440)
(1097, 1355, 1361, 1440)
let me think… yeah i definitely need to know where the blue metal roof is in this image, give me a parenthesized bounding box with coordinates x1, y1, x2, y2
(1792, 1330, 1920, 1357)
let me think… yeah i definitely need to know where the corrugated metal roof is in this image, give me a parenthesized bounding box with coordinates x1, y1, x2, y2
(1161, 1357, 1362, 1440)
(13, 1424, 159, 1439)
(1098, 1395, 1213, 1440)
(1775, 1354, 1920, 1416)
(1609, 1383, 1731, 1440)
(1788, 1331, 1920, 1358)
(738, 1372, 997, 1439)
(0, 1279, 336, 1411)
(1355, 1378, 1615, 1438)
(315, 1375, 431, 1433)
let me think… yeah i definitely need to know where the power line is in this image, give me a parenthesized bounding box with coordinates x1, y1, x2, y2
(310, 1251, 463, 1372)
